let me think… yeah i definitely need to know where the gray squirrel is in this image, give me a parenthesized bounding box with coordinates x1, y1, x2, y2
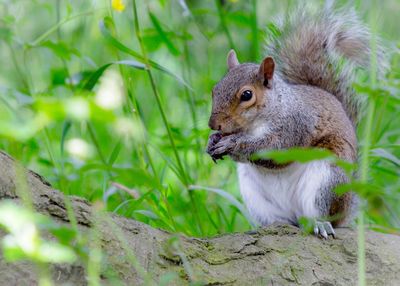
(206, 7, 380, 238)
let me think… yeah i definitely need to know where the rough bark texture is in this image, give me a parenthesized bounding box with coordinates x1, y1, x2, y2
(0, 151, 399, 286)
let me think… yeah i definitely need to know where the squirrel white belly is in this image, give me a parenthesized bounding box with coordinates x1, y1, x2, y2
(237, 161, 331, 226)
(206, 6, 383, 238)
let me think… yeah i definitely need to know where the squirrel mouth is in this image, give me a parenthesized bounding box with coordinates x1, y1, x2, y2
(220, 128, 241, 136)
(220, 132, 233, 137)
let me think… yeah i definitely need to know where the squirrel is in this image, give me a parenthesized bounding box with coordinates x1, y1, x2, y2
(206, 7, 381, 238)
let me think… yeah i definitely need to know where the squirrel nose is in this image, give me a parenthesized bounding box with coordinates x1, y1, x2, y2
(208, 117, 221, 131)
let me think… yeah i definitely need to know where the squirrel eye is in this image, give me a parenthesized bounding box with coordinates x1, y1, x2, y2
(240, 90, 253, 101)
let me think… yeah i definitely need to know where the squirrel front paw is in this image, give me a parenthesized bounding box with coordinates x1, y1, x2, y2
(207, 133, 237, 162)
(206, 133, 223, 162)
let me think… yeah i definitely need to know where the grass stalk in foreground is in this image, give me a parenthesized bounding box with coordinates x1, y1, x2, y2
(358, 3, 379, 285)
(215, 0, 236, 50)
(131, 0, 203, 235)
(131, 2, 187, 185)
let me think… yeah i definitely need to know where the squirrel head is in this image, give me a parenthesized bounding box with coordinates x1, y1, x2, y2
(208, 50, 275, 135)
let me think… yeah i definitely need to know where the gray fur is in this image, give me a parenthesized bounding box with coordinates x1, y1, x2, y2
(209, 76, 344, 160)
(315, 165, 353, 223)
(212, 64, 259, 113)
(227, 49, 240, 70)
(266, 7, 384, 123)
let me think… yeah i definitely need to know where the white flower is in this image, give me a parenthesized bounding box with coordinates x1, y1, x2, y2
(95, 69, 125, 110)
(66, 97, 90, 120)
(65, 138, 93, 160)
(114, 117, 145, 143)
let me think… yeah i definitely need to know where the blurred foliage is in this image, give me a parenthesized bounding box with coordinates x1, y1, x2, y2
(0, 1, 399, 277)
(0, 201, 76, 263)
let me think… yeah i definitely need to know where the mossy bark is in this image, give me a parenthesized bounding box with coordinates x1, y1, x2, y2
(0, 151, 399, 286)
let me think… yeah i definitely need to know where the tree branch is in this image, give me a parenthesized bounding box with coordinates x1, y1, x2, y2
(0, 151, 399, 285)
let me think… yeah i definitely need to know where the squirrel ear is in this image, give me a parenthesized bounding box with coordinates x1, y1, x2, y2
(227, 49, 239, 70)
(259, 57, 275, 88)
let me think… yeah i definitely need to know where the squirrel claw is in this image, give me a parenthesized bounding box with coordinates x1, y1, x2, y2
(314, 221, 335, 239)
(211, 154, 224, 163)
(207, 132, 230, 162)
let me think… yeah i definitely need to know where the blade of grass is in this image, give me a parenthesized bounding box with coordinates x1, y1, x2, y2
(30, 10, 98, 47)
(181, 18, 202, 168)
(148, 11, 181, 56)
(99, 18, 192, 90)
(214, 0, 236, 50)
(108, 139, 123, 166)
(82, 11, 163, 205)
(358, 3, 379, 285)
(60, 120, 71, 157)
(87, 122, 108, 167)
(87, 212, 102, 286)
(82, 60, 145, 91)
(132, 0, 203, 235)
(251, 0, 259, 60)
(188, 184, 255, 227)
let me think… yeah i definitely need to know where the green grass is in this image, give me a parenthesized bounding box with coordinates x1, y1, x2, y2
(0, 0, 399, 284)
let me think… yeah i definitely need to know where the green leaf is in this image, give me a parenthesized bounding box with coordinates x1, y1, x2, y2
(133, 210, 159, 220)
(227, 11, 251, 27)
(372, 148, 400, 166)
(2, 239, 27, 261)
(108, 139, 122, 166)
(114, 167, 161, 190)
(148, 12, 180, 56)
(41, 40, 80, 60)
(60, 120, 72, 156)
(82, 63, 112, 91)
(188, 185, 256, 227)
(37, 242, 76, 263)
(0, 27, 13, 42)
(142, 28, 164, 52)
(0, 202, 76, 263)
(266, 22, 282, 38)
(298, 216, 314, 234)
(99, 17, 192, 90)
(252, 148, 334, 164)
(51, 68, 69, 85)
(333, 182, 379, 196)
(47, 225, 77, 245)
(81, 60, 145, 91)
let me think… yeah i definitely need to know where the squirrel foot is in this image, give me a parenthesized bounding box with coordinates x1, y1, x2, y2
(314, 220, 335, 239)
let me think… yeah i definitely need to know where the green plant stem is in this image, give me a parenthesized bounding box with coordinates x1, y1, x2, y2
(37, 262, 52, 286)
(112, 47, 158, 181)
(182, 22, 202, 169)
(30, 10, 97, 46)
(131, 2, 189, 185)
(87, 123, 107, 165)
(106, 5, 146, 163)
(251, 0, 259, 60)
(358, 3, 378, 285)
(358, 97, 375, 286)
(107, 4, 179, 233)
(132, 0, 205, 235)
(215, 0, 236, 50)
(7, 43, 29, 91)
(42, 128, 67, 192)
(87, 214, 101, 286)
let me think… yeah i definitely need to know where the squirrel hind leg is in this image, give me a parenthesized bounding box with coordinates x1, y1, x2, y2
(314, 220, 336, 239)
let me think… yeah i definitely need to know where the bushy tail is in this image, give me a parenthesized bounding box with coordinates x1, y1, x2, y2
(267, 7, 384, 123)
